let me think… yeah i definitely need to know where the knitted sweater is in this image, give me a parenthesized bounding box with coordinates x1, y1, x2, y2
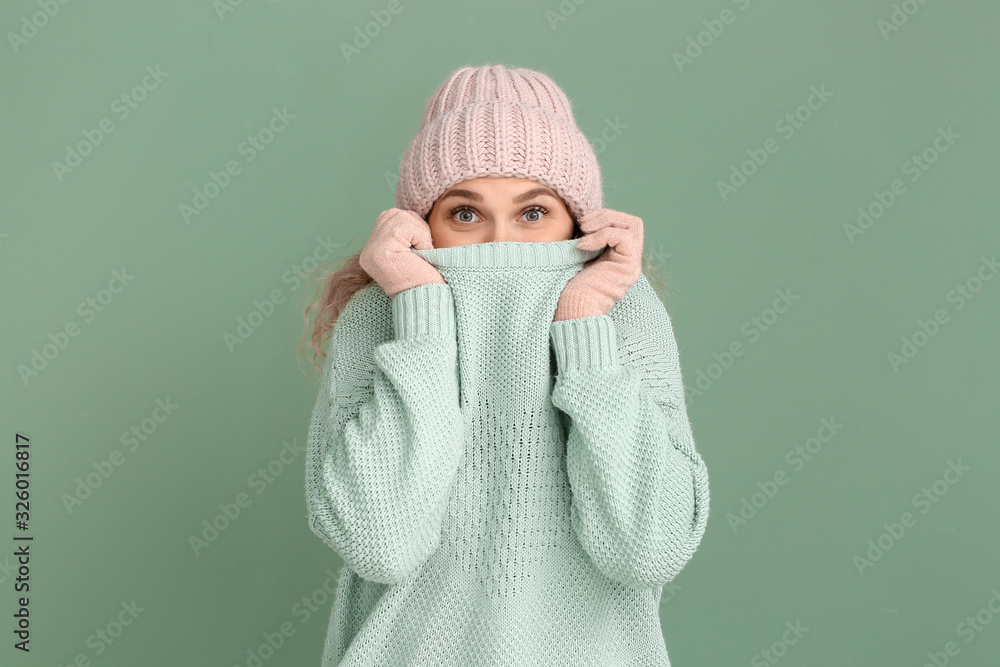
(305, 238, 710, 667)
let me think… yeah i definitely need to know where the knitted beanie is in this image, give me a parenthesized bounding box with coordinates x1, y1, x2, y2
(395, 63, 603, 222)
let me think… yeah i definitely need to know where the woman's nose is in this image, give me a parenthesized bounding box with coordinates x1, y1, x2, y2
(485, 223, 511, 243)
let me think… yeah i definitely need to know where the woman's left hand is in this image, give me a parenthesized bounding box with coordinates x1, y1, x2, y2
(554, 208, 644, 321)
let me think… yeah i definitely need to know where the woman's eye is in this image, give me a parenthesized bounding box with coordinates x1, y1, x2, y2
(451, 206, 479, 223)
(449, 205, 548, 224)
(523, 206, 548, 222)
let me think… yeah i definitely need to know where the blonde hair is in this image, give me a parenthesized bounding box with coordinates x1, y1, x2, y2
(298, 250, 374, 375)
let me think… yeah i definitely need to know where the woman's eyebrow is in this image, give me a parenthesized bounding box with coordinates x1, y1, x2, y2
(511, 187, 558, 204)
(437, 187, 557, 204)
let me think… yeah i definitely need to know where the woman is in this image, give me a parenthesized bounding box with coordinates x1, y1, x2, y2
(302, 63, 710, 667)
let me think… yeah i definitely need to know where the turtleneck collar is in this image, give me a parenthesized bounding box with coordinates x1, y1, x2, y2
(412, 238, 604, 269)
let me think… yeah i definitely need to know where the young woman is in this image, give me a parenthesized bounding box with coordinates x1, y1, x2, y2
(302, 63, 710, 667)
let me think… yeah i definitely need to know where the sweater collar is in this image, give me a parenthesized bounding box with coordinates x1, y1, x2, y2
(412, 238, 604, 269)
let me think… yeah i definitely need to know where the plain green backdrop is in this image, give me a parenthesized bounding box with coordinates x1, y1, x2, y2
(2, 0, 999, 665)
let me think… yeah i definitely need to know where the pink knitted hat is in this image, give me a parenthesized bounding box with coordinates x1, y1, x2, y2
(395, 63, 603, 222)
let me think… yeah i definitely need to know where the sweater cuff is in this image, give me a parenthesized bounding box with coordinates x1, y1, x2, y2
(550, 314, 619, 372)
(391, 283, 456, 340)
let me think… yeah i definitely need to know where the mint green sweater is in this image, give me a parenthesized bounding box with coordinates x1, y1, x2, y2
(305, 238, 710, 666)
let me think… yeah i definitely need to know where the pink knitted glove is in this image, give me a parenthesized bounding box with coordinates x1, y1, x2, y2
(553, 208, 644, 321)
(359, 208, 447, 299)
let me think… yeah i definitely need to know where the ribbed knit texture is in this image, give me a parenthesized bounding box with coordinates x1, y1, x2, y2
(395, 64, 603, 221)
(305, 238, 710, 667)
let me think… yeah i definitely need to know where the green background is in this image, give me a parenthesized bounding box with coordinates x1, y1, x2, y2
(2, 0, 999, 665)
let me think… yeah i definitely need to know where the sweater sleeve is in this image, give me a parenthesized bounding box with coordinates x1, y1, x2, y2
(305, 282, 466, 585)
(548, 273, 710, 590)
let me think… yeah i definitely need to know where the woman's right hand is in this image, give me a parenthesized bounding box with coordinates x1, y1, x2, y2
(359, 208, 447, 299)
